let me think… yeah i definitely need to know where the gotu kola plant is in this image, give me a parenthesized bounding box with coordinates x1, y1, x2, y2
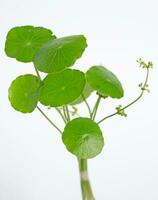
(5, 25, 153, 200)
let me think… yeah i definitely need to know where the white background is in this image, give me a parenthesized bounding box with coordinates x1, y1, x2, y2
(1, 0, 158, 199)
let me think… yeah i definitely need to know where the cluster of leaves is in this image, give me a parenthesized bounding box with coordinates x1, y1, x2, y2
(5, 25, 151, 160)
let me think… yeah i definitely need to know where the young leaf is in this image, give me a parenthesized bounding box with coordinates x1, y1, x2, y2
(39, 69, 85, 107)
(34, 35, 87, 73)
(8, 74, 41, 113)
(62, 117, 104, 159)
(5, 26, 55, 62)
(71, 82, 93, 105)
(86, 66, 124, 98)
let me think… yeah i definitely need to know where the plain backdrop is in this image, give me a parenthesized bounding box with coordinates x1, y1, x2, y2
(1, 0, 158, 199)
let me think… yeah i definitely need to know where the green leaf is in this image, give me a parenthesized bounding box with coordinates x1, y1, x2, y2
(62, 117, 104, 159)
(86, 65, 124, 98)
(39, 69, 85, 107)
(8, 74, 41, 113)
(5, 26, 55, 62)
(71, 82, 93, 105)
(34, 35, 87, 73)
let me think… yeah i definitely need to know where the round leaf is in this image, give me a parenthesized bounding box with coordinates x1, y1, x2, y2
(86, 66, 124, 98)
(8, 74, 41, 113)
(39, 69, 85, 107)
(62, 117, 104, 159)
(34, 35, 87, 73)
(5, 26, 55, 62)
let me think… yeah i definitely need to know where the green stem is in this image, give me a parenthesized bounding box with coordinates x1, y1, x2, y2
(34, 65, 42, 81)
(78, 159, 95, 200)
(65, 105, 70, 121)
(91, 95, 101, 120)
(81, 94, 92, 118)
(63, 106, 69, 122)
(55, 108, 67, 124)
(97, 68, 150, 124)
(37, 106, 62, 134)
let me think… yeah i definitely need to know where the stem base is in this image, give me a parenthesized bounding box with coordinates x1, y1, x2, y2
(78, 159, 95, 200)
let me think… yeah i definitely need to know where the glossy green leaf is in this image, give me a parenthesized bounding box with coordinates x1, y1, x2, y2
(62, 117, 104, 159)
(5, 26, 55, 62)
(8, 74, 41, 113)
(39, 69, 85, 107)
(34, 35, 87, 73)
(71, 82, 93, 105)
(86, 65, 124, 98)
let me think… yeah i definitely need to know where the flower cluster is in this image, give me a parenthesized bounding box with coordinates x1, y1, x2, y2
(115, 105, 127, 117)
(137, 58, 153, 69)
(138, 83, 150, 92)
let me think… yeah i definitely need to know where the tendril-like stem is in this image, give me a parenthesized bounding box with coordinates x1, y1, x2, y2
(97, 68, 150, 124)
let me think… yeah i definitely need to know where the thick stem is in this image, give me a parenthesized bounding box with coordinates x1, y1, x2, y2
(78, 159, 95, 200)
